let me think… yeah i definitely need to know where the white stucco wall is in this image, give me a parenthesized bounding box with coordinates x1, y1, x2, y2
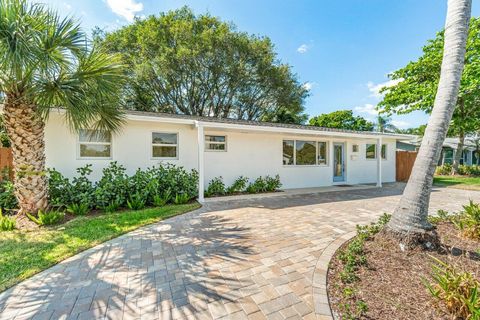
(45, 114, 396, 189)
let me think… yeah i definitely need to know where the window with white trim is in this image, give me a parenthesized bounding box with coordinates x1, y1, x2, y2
(79, 129, 111, 158)
(381, 144, 387, 160)
(205, 135, 226, 151)
(366, 144, 376, 159)
(152, 132, 178, 159)
(283, 139, 328, 166)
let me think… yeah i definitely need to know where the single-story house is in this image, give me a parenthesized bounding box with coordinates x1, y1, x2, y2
(45, 111, 408, 202)
(397, 136, 479, 165)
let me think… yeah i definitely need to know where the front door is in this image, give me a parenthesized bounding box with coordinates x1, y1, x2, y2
(333, 143, 345, 182)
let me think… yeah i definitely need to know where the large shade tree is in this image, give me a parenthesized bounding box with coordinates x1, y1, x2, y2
(309, 110, 374, 131)
(385, 0, 472, 245)
(379, 15, 480, 174)
(98, 7, 308, 123)
(0, 0, 125, 215)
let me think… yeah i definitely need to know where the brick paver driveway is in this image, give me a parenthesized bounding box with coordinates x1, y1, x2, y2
(1, 184, 480, 320)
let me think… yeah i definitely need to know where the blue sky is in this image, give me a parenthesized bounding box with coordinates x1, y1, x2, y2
(39, 0, 480, 129)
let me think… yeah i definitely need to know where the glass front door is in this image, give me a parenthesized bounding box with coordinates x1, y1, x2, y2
(333, 143, 345, 182)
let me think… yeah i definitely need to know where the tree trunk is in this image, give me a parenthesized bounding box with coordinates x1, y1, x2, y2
(3, 93, 48, 215)
(452, 131, 465, 174)
(385, 0, 471, 247)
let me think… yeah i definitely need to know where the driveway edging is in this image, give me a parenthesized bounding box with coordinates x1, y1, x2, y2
(312, 230, 357, 320)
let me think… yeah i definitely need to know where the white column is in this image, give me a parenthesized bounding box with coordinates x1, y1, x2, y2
(376, 137, 382, 187)
(196, 122, 205, 203)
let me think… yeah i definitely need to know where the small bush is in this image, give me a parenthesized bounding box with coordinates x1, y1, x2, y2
(66, 202, 90, 216)
(424, 257, 480, 319)
(27, 210, 65, 226)
(265, 175, 282, 192)
(153, 190, 172, 207)
(453, 200, 480, 239)
(174, 193, 190, 205)
(0, 181, 17, 210)
(0, 209, 15, 231)
(103, 200, 122, 213)
(95, 162, 129, 209)
(457, 165, 480, 176)
(127, 193, 146, 210)
(227, 176, 249, 194)
(436, 164, 452, 176)
(205, 177, 226, 197)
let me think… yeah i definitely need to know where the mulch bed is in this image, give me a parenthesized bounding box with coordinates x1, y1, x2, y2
(328, 222, 480, 319)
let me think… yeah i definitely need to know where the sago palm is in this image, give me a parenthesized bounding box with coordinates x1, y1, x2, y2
(0, 0, 125, 215)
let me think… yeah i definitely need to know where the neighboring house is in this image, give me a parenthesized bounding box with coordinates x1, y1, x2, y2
(397, 136, 479, 165)
(45, 111, 408, 202)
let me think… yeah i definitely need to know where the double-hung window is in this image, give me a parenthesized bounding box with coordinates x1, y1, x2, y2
(205, 135, 226, 151)
(78, 129, 112, 159)
(366, 143, 387, 159)
(152, 132, 178, 159)
(283, 139, 328, 166)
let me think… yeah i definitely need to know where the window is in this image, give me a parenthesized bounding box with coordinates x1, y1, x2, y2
(318, 142, 327, 165)
(352, 144, 359, 153)
(152, 132, 178, 158)
(79, 129, 111, 158)
(283, 140, 328, 166)
(366, 144, 376, 159)
(283, 140, 294, 165)
(381, 144, 387, 160)
(205, 135, 226, 151)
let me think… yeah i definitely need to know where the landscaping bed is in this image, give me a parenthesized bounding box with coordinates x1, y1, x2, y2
(327, 207, 480, 319)
(0, 203, 200, 292)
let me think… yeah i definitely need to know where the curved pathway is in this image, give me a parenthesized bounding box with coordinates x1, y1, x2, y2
(1, 184, 479, 320)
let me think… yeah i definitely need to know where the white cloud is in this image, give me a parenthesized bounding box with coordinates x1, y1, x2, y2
(391, 120, 410, 129)
(367, 79, 403, 98)
(354, 104, 379, 116)
(297, 44, 309, 54)
(302, 82, 315, 91)
(63, 2, 72, 10)
(106, 0, 143, 22)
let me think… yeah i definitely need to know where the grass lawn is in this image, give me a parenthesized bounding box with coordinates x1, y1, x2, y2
(0, 203, 201, 292)
(433, 175, 480, 190)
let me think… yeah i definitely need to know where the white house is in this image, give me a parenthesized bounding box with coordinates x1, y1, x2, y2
(44, 111, 408, 202)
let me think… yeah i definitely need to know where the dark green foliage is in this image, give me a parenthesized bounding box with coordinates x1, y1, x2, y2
(174, 193, 190, 205)
(66, 202, 89, 216)
(309, 110, 374, 131)
(0, 181, 17, 211)
(265, 175, 282, 192)
(127, 193, 146, 210)
(205, 177, 226, 197)
(153, 190, 172, 207)
(226, 176, 248, 194)
(103, 200, 122, 213)
(27, 210, 65, 226)
(94, 162, 129, 209)
(0, 209, 15, 231)
(249, 177, 268, 193)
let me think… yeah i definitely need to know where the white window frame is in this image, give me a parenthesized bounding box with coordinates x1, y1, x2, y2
(381, 144, 387, 160)
(283, 139, 329, 167)
(366, 143, 377, 160)
(205, 135, 227, 152)
(151, 131, 179, 160)
(77, 129, 112, 160)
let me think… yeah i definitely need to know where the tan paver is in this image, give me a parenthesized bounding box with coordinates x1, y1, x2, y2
(1, 184, 479, 320)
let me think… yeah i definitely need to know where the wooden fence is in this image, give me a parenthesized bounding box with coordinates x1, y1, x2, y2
(396, 150, 417, 182)
(0, 147, 13, 180)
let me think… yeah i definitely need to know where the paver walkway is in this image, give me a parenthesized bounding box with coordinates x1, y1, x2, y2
(1, 184, 480, 320)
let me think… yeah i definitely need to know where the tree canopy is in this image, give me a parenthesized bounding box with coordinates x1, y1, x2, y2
(378, 17, 480, 140)
(309, 110, 374, 131)
(98, 7, 308, 123)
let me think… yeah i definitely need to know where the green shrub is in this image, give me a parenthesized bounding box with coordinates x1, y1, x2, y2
(0, 181, 17, 210)
(27, 210, 65, 226)
(424, 256, 480, 319)
(453, 200, 480, 239)
(436, 164, 452, 176)
(265, 175, 282, 192)
(0, 209, 15, 231)
(458, 165, 480, 176)
(149, 164, 198, 201)
(66, 202, 89, 216)
(94, 162, 129, 209)
(103, 200, 122, 213)
(127, 193, 146, 210)
(153, 190, 172, 207)
(205, 177, 226, 197)
(174, 193, 190, 205)
(47, 168, 73, 208)
(227, 176, 248, 194)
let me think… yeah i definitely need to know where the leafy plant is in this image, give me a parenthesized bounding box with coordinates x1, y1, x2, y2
(127, 193, 146, 210)
(153, 190, 172, 207)
(436, 164, 453, 176)
(265, 175, 282, 192)
(205, 177, 226, 197)
(453, 200, 480, 239)
(66, 202, 90, 216)
(27, 210, 65, 226)
(174, 193, 190, 205)
(0, 209, 15, 231)
(227, 176, 249, 194)
(94, 162, 129, 209)
(424, 256, 480, 319)
(0, 181, 17, 210)
(103, 200, 122, 213)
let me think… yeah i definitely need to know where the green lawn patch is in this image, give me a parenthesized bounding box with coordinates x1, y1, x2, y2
(0, 203, 200, 292)
(434, 176, 480, 191)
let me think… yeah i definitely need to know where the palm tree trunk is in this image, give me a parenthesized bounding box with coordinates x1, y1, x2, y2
(452, 131, 465, 173)
(3, 93, 48, 214)
(386, 0, 471, 246)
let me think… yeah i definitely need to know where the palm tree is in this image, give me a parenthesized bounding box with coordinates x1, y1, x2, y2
(375, 115, 397, 133)
(386, 0, 472, 245)
(0, 0, 125, 215)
